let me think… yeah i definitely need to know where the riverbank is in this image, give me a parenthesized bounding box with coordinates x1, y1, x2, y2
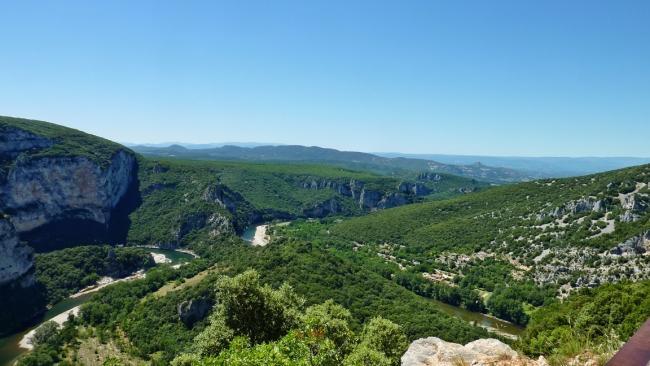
(0, 248, 197, 364)
(70, 270, 145, 299)
(242, 222, 291, 246)
(252, 225, 269, 246)
(18, 307, 81, 351)
(427, 298, 523, 340)
(133, 245, 199, 258)
(151, 252, 171, 264)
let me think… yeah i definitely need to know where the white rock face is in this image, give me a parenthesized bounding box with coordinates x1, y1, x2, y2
(401, 337, 547, 366)
(1, 150, 135, 233)
(0, 127, 136, 285)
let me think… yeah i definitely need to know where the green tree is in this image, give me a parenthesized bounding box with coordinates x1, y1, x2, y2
(31, 321, 60, 347)
(355, 317, 408, 366)
(301, 299, 354, 354)
(215, 270, 304, 344)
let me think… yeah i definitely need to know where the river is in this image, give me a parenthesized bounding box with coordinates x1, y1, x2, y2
(240, 225, 257, 243)
(0, 248, 193, 365)
(427, 298, 523, 339)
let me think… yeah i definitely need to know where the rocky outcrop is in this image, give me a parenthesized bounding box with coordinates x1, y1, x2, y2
(359, 188, 383, 209)
(544, 197, 606, 219)
(417, 172, 443, 182)
(299, 178, 429, 212)
(377, 192, 409, 209)
(303, 198, 341, 217)
(299, 178, 361, 198)
(1, 123, 138, 252)
(398, 182, 431, 196)
(610, 231, 650, 256)
(203, 184, 238, 213)
(620, 211, 640, 223)
(1, 150, 136, 235)
(621, 194, 648, 211)
(0, 218, 33, 286)
(566, 197, 605, 215)
(178, 298, 212, 327)
(172, 211, 233, 243)
(401, 337, 547, 366)
(0, 126, 52, 159)
(619, 194, 648, 222)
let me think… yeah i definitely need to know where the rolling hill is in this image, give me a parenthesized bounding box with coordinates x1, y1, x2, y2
(130, 144, 533, 184)
(378, 152, 650, 178)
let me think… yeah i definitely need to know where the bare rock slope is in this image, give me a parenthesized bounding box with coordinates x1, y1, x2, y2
(401, 337, 548, 366)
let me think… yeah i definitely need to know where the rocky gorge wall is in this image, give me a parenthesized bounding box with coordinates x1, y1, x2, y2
(299, 178, 432, 216)
(0, 125, 138, 334)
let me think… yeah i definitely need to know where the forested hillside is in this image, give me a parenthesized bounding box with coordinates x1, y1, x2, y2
(332, 164, 650, 296)
(127, 158, 485, 247)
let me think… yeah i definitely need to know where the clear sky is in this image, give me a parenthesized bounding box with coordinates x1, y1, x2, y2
(1, 0, 648, 156)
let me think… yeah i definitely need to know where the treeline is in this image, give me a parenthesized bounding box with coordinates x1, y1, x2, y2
(394, 272, 485, 312)
(35, 245, 155, 304)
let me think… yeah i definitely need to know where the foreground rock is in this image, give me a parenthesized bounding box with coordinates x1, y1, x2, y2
(401, 337, 547, 366)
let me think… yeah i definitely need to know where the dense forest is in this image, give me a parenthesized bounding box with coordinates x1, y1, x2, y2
(35, 246, 155, 304)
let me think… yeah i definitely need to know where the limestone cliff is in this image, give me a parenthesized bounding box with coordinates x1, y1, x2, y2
(299, 178, 430, 212)
(0, 218, 33, 286)
(0, 118, 138, 333)
(2, 150, 136, 235)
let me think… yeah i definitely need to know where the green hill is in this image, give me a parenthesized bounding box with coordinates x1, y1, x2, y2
(328, 164, 650, 326)
(0, 115, 128, 168)
(127, 158, 485, 247)
(131, 143, 532, 183)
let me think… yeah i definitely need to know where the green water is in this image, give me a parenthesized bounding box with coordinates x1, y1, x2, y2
(241, 226, 257, 243)
(0, 249, 193, 365)
(0, 293, 93, 365)
(146, 248, 195, 263)
(428, 298, 524, 338)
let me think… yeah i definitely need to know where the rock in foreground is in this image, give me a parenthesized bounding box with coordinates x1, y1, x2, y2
(401, 337, 547, 366)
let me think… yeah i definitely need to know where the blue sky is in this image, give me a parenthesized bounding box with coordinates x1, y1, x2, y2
(0, 1, 648, 156)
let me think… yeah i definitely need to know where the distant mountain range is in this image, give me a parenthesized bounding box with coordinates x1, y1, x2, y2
(128, 144, 531, 184)
(376, 153, 650, 178)
(128, 143, 650, 183)
(123, 141, 281, 149)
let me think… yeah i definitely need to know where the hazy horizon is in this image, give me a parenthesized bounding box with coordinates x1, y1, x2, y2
(123, 140, 650, 159)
